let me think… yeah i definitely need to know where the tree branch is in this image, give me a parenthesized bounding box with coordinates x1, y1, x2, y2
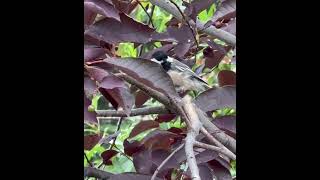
(151, 143, 185, 180)
(137, 0, 154, 28)
(84, 167, 113, 179)
(149, 0, 236, 46)
(194, 141, 236, 160)
(96, 106, 170, 117)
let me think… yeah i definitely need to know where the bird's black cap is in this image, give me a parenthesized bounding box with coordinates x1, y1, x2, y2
(152, 51, 168, 61)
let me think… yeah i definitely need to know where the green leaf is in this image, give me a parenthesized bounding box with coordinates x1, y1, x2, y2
(116, 43, 137, 58)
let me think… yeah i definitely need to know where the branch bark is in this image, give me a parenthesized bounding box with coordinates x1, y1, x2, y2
(96, 106, 170, 117)
(149, 0, 236, 46)
(194, 141, 236, 160)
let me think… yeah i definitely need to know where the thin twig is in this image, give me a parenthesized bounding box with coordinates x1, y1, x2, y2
(151, 143, 185, 180)
(109, 117, 123, 150)
(96, 106, 170, 117)
(194, 141, 236, 160)
(84, 152, 93, 167)
(137, 0, 154, 28)
(168, 0, 199, 61)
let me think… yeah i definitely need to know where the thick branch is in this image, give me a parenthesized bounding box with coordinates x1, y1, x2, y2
(96, 106, 170, 117)
(151, 143, 185, 180)
(194, 141, 236, 160)
(196, 107, 236, 153)
(84, 167, 113, 179)
(149, 0, 236, 46)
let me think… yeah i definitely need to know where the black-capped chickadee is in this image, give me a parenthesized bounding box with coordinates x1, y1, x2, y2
(151, 51, 210, 92)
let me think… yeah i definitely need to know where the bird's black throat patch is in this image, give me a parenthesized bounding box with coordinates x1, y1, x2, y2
(161, 61, 171, 71)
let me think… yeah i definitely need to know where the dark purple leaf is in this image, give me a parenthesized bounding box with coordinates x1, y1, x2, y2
(84, 95, 97, 124)
(129, 120, 159, 138)
(167, 127, 185, 135)
(85, 13, 156, 44)
(111, 0, 138, 14)
(84, 46, 107, 62)
(84, 77, 97, 99)
(86, 65, 110, 82)
(213, 116, 236, 137)
(208, 159, 232, 180)
(218, 70, 236, 86)
(134, 90, 150, 108)
(151, 149, 180, 176)
(167, 25, 195, 44)
(155, 114, 176, 123)
(141, 130, 182, 150)
(101, 150, 118, 165)
(84, 6, 97, 26)
(212, 0, 236, 23)
(196, 150, 219, 164)
(194, 86, 236, 112)
(99, 76, 135, 116)
(203, 42, 228, 69)
(174, 43, 192, 58)
(132, 149, 156, 174)
(84, 0, 120, 22)
(108, 173, 162, 180)
(93, 57, 179, 97)
(124, 139, 144, 156)
(198, 164, 214, 180)
(84, 134, 101, 150)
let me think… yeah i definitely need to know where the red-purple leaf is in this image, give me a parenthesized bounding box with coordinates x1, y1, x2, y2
(129, 120, 159, 138)
(84, 0, 120, 22)
(194, 85, 236, 112)
(84, 46, 107, 62)
(167, 127, 185, 135)
(86, 66, 110, 82)
(155, 114, 176, 123)
(174, 43, 192, 58)
(132, 149, 156, 174)
(167, 25, 195, 44)
(111, 0, 138, 14)
(213, 115, 236, 137)
(108, 173, 162, 180)
(84, 134, 101, 150)
(94, 57, 178, 97)
(221, 18, 236, 35)
(203, 42, 228, 69)
(124, 139, 144, 156)
(212, 0, 236, 23)
(84, 6, 97, 26)
(99, 76, 134, 116)
(141, 130, 183, 150)
(134, 91, 150, 108)
(218, 70, 236, 86)
(84, 95, 97, 124)
(101, 150, 118, 165)
(198, 164, 214, 180)
(196, 150, 219, 164)
(85, 13, 156, 44)
(207, 159, 232, 180)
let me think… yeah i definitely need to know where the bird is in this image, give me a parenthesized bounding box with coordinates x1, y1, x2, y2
(150, 51, 210, 92)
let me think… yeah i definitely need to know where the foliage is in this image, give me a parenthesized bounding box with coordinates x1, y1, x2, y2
(84, 0, 236, 179)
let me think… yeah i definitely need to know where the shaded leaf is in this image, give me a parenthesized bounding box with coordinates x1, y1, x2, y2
(84, 0, 120, 22)
(167, 25, 195, 44)
(94, 57, 178, 97)
(155, 114, 176, 123)
(198, 164, 214, 180)
(174, 43, 192, 58)
(84, 95, 97, 124)
(97, 95, 109, 110)
(167, 127, 185, 135)
(84, 6, 97, 26)
(212, 0, 236, 23)
(108, 173, 162, 180)
(101, 150, 118, 165)
(203, 42, 227, 69)
(221, 18, 236, 35)
(151, 149, 180, 176)
(213, 115, 236, 137)
(99, 76, 135, 116)
(84, 134, 101, 150)
(129, 120, 159, 138)
(194, 85, 236, 112)
(134, 90, 150, 108)
(132, 149, 156, 174)
(85, 13, 156, 44)
(218, 70, 236, 86)
(111, 0, 138, 14)
(86, 65, 110, 82)
(196, 150, 219, 164)
(124, 139, 144, 156)
(141, 130, 182, 150)
(208, 159, 232, 180)
(84, 46, 107, 62)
